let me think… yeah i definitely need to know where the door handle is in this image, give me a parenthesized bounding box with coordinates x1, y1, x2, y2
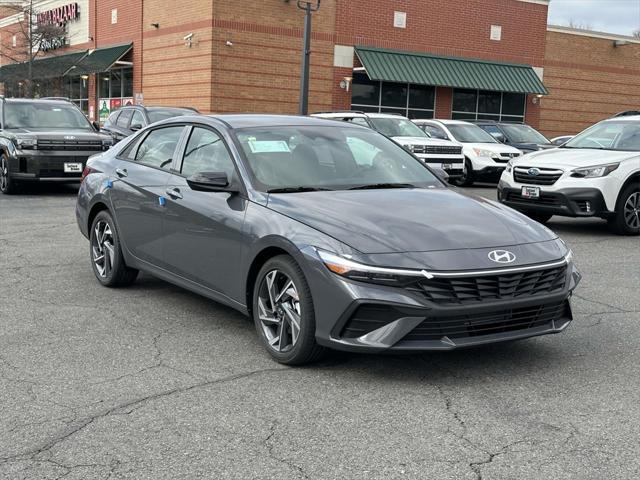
(115, 168, 128, 178)
(165, 187, 183, 200)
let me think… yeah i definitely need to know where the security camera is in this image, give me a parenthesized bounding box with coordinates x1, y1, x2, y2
(183, 33, 193, 41)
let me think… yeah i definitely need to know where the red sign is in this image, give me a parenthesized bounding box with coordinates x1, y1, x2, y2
(37, 3, 79, 26)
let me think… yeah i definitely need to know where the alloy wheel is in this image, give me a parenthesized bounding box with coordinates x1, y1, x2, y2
(0, 157, 8, 192)
(624, 192, 640, 229)
(92, 220, 115, 278)
(257, 269, 302, 353)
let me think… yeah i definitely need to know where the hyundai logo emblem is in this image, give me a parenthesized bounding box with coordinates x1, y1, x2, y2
(528, 168, 541, 176)
(488, 250, 517, 264)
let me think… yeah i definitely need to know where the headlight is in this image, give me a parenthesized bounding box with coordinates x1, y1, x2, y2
(473, 148, 499, 159)
(316, 249, 425, 286)
(505, 160, 514, 173)
(571, 163, 619, 178)
(15, 138, 36, 149)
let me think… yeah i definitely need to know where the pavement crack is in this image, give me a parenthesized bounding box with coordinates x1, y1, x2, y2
(572, 294, 632, 313)
(264, 421, 309, 479)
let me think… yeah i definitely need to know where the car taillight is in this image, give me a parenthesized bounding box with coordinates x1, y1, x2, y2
(81, 166, 96, 183)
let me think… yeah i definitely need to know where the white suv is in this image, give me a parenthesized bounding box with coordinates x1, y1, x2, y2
(498, 115, 640, 235)
(312, 112, 464, 178)
(413, 119, 522, 186)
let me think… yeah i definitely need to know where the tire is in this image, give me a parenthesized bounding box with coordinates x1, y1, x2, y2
(451, 158, 475, 187)
(525, 212, 553, 224)
(0, 155, 16, 194)
(89, 210, 139, 287)
(252, 255, 325, 365)
(608, 182, 640, 235)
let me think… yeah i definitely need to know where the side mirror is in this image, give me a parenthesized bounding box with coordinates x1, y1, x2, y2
(434, 168, 450, 183)
(92, 121, 100, 131)
(130, 123, 143, 132)
(186, 171, 238, 193)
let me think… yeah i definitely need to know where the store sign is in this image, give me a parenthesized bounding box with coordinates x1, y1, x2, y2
(37, 3, 79, 26)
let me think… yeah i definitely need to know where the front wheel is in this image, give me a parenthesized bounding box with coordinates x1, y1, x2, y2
(450, 158, 474, 187)
(0, 155, 16, 194)
(253, 255, 325, 365)
(609, 183, 640, 235)
(89, 210, 139, 287)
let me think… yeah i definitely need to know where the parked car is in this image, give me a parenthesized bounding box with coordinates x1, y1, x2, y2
(413, 119, 522, 186)
(498, 115, 640, 235)
(550, 135, 573, 146)
(0, 98, 113, 194)
(76, 114, 580, 364)
(102, 105, 199, 143)
(473, 120, 555, 153)
(312, 112, 464, 178)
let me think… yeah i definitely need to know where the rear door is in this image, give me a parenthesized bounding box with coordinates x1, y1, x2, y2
(162, 125, 247, 299)
(109, 125, 187, 268)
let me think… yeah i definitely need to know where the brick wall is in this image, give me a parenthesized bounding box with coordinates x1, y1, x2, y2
(540, 30, 640, 138)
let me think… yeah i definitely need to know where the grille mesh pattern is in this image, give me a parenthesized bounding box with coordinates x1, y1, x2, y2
(37, 139, 103, 151)
(413, 145, 462, 155)
(514, 167, 562, 185)
(406, 265, 567, 304)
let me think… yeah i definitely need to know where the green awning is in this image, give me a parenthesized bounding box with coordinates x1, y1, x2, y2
(72, 43, 132, 75)
(355, 46, 548, 95)
(0, 50, 88, 82)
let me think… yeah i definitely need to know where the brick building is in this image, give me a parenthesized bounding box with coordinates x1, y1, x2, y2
(0, 0, 637, 135)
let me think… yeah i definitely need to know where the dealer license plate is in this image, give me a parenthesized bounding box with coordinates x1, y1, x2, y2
(521, 186, 540, 199)
(64, 162, 83, 173)
(442, 163, 452, 170)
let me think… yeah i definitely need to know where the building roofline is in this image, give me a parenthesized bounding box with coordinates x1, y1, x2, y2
(547, 25, 640, 44)
(515, 0, 549, 5)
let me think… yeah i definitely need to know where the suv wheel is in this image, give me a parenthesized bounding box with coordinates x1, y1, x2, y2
(253, 255, 325, 365)
(0, 155, 16, 194)
(609, 183, 640, 235)
(90, 210, 139, 287)
(451, 158, 474, 187)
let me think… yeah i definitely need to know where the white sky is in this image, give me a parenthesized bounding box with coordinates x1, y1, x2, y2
(547, 0, 640, 35)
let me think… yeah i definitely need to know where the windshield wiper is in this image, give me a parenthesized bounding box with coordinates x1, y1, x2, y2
(349, 183, 416, 190)
(267, 186, 333, 193)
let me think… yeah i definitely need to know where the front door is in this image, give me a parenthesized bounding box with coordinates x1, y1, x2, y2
(109, 125, 186, 267)
(162, 126, 247, 301)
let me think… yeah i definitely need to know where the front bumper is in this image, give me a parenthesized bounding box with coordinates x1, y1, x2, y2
(301, 248, 580, 353)
(7, 151, 95, 183)
(415, 154, 464, 177)
(498, 185, 612, 218)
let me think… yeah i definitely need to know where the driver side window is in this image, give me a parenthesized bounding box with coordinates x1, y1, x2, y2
(135, 126, 185, 171)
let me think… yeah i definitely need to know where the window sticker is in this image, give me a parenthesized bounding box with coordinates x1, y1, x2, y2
(247, 140, 291, 154)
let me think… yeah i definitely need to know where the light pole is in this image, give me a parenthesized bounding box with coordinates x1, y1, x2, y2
(297, 0, 320, 115)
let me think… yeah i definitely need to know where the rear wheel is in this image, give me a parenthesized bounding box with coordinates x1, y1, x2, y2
(525, 212, 553, 224)
(609, 183, 640, 235)
(0, 155, 16, 194)
(90, 210, 139, 287)
(253, 255, 325, 365)
(451, 158, 474, 187)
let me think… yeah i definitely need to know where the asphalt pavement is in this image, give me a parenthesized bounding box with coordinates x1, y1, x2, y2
(0, 183, 638, 479)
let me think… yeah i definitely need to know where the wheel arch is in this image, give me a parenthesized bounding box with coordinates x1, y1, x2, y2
(87, 201, 110, 233)
(615, 171, 640, 209)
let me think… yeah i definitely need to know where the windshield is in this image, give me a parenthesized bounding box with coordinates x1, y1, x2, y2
(148, 109, 194, 123)
(563, 121, 640, 151)
(235, 125, 441, 191)
(3, 102, 93, 130)
(369, 117, 428, 138)
(447, 124, 498, 143)
(501, 124, 549, 144)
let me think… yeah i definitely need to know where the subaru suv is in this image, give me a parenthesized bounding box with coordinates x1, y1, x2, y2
(0, 98, 113, 194)
(498, 115, 640, 235)
(312, 112, 464, 178)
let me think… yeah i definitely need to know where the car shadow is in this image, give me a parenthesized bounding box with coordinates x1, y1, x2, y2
(11, 183, 80, 196)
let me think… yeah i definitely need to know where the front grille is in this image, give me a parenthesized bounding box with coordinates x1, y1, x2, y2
(514, 167, 562, 185)
(405, 265, 567, 305)
(28, 156, 86, 176)
(402, 301, 568, 342)
(495, 152, 520, 163)
(414, 145, 462, 155)
(37, 139, 103, 151)
(505, 192, 562, 206)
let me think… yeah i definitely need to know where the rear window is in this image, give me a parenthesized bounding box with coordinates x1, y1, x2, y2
(147, 109, 194, 124)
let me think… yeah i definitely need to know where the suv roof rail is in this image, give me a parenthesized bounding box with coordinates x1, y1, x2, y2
(612, 110, 640, 118)
(311, 110, 366, 115)
(40, 96, 72, 102)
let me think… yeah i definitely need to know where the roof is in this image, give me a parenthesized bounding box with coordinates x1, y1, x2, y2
(414, 119, 472, 126)
(207, 114, 359, 129)
(72, 43, 132, 75)
(355, 46, 548, 95)
(547, 25, 640, 44)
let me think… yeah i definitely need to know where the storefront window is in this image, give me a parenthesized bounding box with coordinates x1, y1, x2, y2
(452, 89, 525, 122)
(96, 67, 134, 124)
(351, 73, 435, 119)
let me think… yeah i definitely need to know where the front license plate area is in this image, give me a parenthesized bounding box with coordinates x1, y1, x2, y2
(64, 162, 83, 173)
(521, 186, 540, 199)
(442, 163, 452, 170)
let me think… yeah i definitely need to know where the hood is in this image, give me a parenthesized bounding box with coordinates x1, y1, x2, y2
(514, 148, 639, 168)
(392, 136, 456, 147)
(267, 188, 556, 254)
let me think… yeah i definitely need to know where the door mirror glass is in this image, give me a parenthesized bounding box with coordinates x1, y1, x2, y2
(187, 171, 237, 192)
(92, 121, 100, 131)
(130, 123, 143, 131)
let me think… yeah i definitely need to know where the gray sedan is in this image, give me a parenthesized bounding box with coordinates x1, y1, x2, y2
(76, 115, 581, 364)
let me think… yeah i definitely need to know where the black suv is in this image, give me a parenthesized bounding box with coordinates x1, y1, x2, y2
(0, 98, 113, 194)
(473, 120, 555, 153)
(101, 105, 199, 143)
